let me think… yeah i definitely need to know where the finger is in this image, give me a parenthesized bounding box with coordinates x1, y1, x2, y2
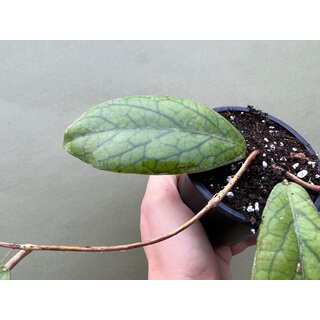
(143, 175, 179, 200)
(141, 175, 197, 238)
(140, 175, 212, 253)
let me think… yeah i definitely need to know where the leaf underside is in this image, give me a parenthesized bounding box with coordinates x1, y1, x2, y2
(0, 266, 11, 280)
(252, 182, 320, 280)
(63, 96, 246, 174)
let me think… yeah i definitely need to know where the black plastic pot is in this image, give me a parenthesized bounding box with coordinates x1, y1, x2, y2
(178, 106, 320, 246)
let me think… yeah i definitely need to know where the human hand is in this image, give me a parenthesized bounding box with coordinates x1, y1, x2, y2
(140, 175, 256, 280)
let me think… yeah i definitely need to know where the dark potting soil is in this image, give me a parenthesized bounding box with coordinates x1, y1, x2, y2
(201, 107, 320, 228)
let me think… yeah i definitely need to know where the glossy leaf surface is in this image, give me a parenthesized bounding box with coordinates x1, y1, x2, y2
(0, 266, 11, 280)
(252, 182, 320, 280)
(64, 96, 245, 174)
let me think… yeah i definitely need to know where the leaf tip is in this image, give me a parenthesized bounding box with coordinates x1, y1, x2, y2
(62, 127, 73, 153)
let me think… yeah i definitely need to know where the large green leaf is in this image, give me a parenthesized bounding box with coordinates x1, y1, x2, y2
(63, 96, 245, 174)
(0, 266, 11, 280)
(252, 182, 320, 280)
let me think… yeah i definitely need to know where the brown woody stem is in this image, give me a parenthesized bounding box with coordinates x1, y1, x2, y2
(272, 165, 320, 192)
(0, 150, 260, 256)
(4, 250, 31, 271)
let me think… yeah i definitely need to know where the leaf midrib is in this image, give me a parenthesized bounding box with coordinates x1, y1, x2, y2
(65, 127, 242, 146)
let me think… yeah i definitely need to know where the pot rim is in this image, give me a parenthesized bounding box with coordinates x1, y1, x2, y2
(189, 106, 320, 225)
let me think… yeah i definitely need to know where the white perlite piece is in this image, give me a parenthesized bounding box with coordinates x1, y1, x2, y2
(262, 161, 268, 168)
(292, 163, 299, 169)
(264, 138, 269, 143)
(254, 202, 259, 212)
(292, 147, 298, 152)
(251, 228, 256, 234)
(308, 161, 316, 168)
(227, 192, 234, 198)
(230, 115, 235, 120)
(315, 174, 320, 179)
(247, 205, 255, 213)
(279, 142, 284, 147)
(226, 175, 234, 183)
(297, 170, 308, 178)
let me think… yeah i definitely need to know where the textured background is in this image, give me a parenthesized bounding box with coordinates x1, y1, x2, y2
(1, 41, 319, 279)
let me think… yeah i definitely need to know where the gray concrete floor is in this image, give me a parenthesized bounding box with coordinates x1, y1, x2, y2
(1, 41, 319, 279)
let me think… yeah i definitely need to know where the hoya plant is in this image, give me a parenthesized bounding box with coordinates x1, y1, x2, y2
(1, 96, 319, 280)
